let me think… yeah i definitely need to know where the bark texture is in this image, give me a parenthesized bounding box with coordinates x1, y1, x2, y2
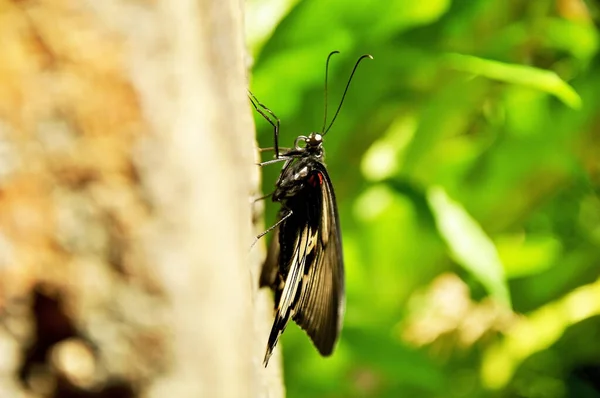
(0, 0, 282, 397)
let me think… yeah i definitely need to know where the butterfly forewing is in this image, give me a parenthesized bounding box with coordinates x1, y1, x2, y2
(262, 159, 344, 365)
(292, 163, 344, 355)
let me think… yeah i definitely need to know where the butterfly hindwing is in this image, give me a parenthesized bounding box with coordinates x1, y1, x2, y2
(263, 161, 344, 365)
(263, 221, 314, 365)
(259, 225, 280, 289)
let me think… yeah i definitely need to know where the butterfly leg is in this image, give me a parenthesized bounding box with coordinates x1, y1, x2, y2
(251, 210, 292, 248)
(257, 157, 289, 167)
(252, 192, 273, 202)
(248, 91, 281, 158)
(258, 147, 290, 153)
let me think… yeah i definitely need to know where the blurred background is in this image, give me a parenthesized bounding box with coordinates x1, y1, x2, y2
(247, 0, 600, 397)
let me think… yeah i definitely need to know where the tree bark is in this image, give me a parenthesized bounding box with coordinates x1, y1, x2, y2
(0, 0, 283, 397)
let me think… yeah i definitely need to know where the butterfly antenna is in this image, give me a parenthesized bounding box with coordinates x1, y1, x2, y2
(323, 54, 373, 135)
(321, 51, 340, 133)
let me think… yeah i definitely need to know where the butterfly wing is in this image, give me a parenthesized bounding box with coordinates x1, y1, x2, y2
(291, 164, 344, 355)
(259, 224, 280, 289)
(263, 221, 316, 365)
(262, 162, 344, 366)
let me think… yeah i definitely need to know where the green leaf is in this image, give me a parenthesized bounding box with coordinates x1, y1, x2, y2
(443, 52, 582, 109)
(246, 0, 301, 53)
(495, 234, 561, 279)
(427, 186, 511, 306)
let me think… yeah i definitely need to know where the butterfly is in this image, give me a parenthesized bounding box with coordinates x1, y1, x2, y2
(250, 51, 372, 367)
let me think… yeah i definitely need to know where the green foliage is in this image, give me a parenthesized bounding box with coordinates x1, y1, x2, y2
(248, 0, 600, 396)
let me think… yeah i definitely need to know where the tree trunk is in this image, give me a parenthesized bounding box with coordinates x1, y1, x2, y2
(0, 0, 283, 397)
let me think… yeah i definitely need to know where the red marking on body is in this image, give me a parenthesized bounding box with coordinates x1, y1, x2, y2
(308, 172, 324, 187)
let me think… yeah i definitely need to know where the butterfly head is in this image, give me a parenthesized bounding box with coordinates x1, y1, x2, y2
(294, 133, 324, 158)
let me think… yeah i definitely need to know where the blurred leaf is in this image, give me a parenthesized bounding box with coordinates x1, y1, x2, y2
(246, 0, 301, 53)
(542, 18, 598, 62)
(249, 0, 600, 396)
(427, 186, 511, 306)
(369, 0, 451, 39)
(496, 234, 562, 278)
(400, 77, 486, 182)
(343, 327, 448, 395)
(482, 277, 600, 390)
(361, 114, 417, 181)
(443, 52, 582, 109)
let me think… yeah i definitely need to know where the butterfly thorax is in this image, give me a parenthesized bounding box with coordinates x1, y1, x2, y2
(272, 138, 326, 203)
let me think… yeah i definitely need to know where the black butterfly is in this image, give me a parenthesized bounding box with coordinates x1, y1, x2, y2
(250, 51, 372, 367)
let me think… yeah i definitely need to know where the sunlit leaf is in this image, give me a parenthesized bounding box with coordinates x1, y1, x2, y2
(443, 53, 582, 109)
(246, 0, 302, 53)
(495, 234, 561, 278)
(427, 187, 511, 306)
(543, 18, 598, 62)
(482, 277, 600, 389)
(370, 0, 451, 39)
